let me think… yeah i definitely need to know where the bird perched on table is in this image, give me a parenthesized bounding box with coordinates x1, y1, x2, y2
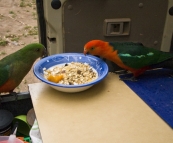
(83, 40, 173, 80)
(0, 43, 46, 95)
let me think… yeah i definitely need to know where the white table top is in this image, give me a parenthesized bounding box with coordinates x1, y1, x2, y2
(29, 73, 173, 143)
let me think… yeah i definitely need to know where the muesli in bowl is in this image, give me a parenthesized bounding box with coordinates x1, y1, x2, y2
(44, 62, 98, 85)
(33, 53, 108, 93)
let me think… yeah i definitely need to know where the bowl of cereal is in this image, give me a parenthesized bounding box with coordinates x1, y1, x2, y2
(33, 53, 108, 93)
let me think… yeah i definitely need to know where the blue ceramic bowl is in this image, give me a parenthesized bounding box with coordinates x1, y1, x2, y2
(33, 53, 108, 93)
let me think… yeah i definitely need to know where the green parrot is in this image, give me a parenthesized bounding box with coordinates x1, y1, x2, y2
(84, 40, 173, 80)
(0, 43, 46, 94)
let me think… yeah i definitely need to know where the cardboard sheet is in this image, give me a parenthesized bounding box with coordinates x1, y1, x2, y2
(29, 73, 173, 143)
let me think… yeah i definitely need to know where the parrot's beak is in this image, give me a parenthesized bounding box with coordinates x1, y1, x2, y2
(84, 51, 87, 55)
(83, 47, 88, 55)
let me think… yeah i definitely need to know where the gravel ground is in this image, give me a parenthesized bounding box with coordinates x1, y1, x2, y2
(0, 0, 41, 93)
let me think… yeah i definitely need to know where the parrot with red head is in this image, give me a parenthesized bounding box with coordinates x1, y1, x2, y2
(84, 40, 173, 80)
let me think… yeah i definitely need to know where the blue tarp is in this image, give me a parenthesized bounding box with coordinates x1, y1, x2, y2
(120, 69, 173, 128)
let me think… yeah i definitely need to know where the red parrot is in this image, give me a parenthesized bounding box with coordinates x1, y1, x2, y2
(0, 43, 45, 96)
(83, 40, 173, 80)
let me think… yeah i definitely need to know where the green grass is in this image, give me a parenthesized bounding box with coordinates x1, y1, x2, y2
(0, 38, 8, 46)
(20, 0, 34, 8)
(24, 25, 32, 30)
(5, 34, 20, 42)
(23, 79, 27, 84)
(11, 37, 20, 42)
(32, 12, 37, 19)
(9, 11, 17, 18)
(28, 29, 38, 35)
(20, 1, 26, 7)
(0, 51, 7, 55)
(23, 26, 38, 35)
(27, 3, 32, 7)
(9, 11, 15, 14)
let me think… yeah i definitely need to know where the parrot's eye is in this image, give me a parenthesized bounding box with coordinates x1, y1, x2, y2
(91, 47, 95, 50)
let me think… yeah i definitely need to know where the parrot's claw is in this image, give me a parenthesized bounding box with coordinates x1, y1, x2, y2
(119, 76, 138, 81)
(113, 70, 128, 75)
